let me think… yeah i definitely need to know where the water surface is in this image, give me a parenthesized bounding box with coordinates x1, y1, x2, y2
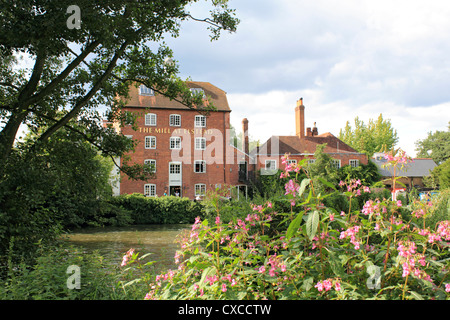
(64, 224, 191, 269)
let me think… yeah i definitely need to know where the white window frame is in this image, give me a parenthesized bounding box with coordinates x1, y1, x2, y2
(265, 160, 277, 170)
(145, 136, 156, 149)
(287, 159, 297, 165)
(195, 137, 206, 150)
(194, 160, 206, 173)
(145, 113, 157, 126)
(195, 115, 206, 128)
(144, 159, 156, 173)
(349, 159, 359, 168)
(170, 136, 182, 150)
(139, 85, 154, 96)
(195, 184, 206, 196)
(307, 159, 316, 165)
(144, 184, 156, 197)
(332, 159, 341, 169)
(169, 114, 181, 127)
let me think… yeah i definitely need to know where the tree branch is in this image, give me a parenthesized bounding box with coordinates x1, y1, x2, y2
(25, 40, 101, 107)
(36, 40, 130, 144)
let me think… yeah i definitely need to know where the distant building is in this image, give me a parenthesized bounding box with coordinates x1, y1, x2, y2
(371, 152, 437, 190)
(106, 81, 252, 199)
(250, 98, 368, 174)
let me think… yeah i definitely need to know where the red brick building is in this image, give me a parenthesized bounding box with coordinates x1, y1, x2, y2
(110, 81, 252, 199)
(251, 98, 368, 174)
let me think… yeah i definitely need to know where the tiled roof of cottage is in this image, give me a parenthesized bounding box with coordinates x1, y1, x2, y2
(251, 132, 360, 156)
(122, 81, 231, 112)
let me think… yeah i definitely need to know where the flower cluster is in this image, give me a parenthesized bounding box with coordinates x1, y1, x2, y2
(120, 248, 135, 267)
(339, 179, 370, 196)
(361, 199, 386, 216)
(315, 278, 341, 292)
(280, 155, 302, 178)
(339, 225, 361, 249)
(396, 241, 430, 281)
(384, 149, 413, 165)
(257, 254, 287, 277)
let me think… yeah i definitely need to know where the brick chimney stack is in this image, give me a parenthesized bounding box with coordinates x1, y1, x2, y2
(295, 98, 305, 138)
(242, 118, 249, 155)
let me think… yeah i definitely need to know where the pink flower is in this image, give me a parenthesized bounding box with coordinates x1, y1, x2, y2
(258, 266, 266, 274)
(334, 281, 341, 291)
(215, 215, 221, 225)
(445, 284, 450, 293)
(121, 248, 135, 266)
(329, 213, 335, 221)
(222, 283, 227, 293)
(397, 200, 402, 207)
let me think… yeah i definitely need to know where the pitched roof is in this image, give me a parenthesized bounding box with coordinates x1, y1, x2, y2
(122, 81, 231, 112)
(372, 157, 438, 177)
(251, 132, 362, 156)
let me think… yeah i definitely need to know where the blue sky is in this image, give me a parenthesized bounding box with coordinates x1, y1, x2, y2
(165, 0, 450, 157)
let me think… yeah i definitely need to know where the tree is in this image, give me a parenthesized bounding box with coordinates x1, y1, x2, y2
(0, 0, 239, 270)
(307, 143, 340, 192)
(415, 123, 450, 165)
(339, 114, 399, 157)
(424, 158, 450, 190)
(0, 0, 239, 171)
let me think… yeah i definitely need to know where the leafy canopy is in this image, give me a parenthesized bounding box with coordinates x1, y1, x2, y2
(0, 0, 239, 177)
(338, 114, 399, 158)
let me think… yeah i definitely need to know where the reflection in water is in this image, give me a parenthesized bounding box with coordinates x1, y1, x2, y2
(63, 224, 191, 269)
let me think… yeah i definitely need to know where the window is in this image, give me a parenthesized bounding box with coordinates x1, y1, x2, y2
(332, 159, 341, 169)
(195, 115, 206, 128)
(307, 159, 316, 165)
(350, 159, 359, 168)
(169, 163, 181, 174)
(144, 159, 156, 173)
(144, 184, 156, 197)
(170, 137, 181, 150)
(190, 88, 206, 98)
(195, 137, 206, 150)
(139, 85, 154, 96)
(287, 159, 297, 165)
(169, 114, 181, 127)
(145, 113, 157, 126)
(195, 184, 206, 196)
(145, 136, 156, 149)
(194, 160, 206, 173)
(265, 160, 277, 170)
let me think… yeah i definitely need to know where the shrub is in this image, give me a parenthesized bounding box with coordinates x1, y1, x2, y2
(122, 153, 450, 300)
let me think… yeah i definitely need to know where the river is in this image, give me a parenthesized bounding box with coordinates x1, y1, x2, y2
(63, 224, 191, 269)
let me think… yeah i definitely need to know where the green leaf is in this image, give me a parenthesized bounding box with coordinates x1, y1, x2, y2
(317, 177, 337, 190)
(306, 210, 319, 241)
(409, 291, 424, 300)
(286, 211, 304, 240)
(298, 178, 311, 197)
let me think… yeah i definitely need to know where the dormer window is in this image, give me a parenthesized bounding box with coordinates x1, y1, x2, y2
(190, 88, 205, 98)
(139, 85, 154, 96)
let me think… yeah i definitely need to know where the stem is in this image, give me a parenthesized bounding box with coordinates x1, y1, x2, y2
(402, 274, 409, 300)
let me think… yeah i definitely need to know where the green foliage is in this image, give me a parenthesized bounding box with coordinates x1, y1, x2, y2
(339, 114, 399, 157)
(0, 127, 116, 271)
(121, 156, 450, 301)
(109, 194, 204, 225)
(0, 243, 128, 300)
(415, 123, 450, 165)
(426, 158, 450, 190)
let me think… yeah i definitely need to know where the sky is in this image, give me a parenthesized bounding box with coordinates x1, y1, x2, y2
(165, 0, 450, 157)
